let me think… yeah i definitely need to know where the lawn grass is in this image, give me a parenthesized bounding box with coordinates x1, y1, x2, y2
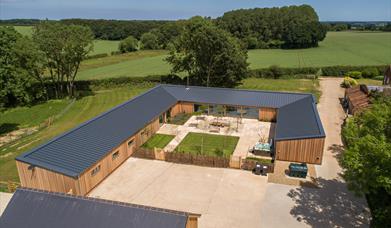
(0, 100, 71, 135)
(175, 132, 239, 157)
(141, 134, 175, 149)
(0, 84, 153, 184)
(238, 78, 320, 100)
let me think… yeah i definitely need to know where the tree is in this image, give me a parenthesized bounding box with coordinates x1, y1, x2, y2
(140, 32, 159, 50)
(166, 17, 248, 88)
(341, 96, 391, 226)
(0, 26, 44, 107)
(118, 35, 138, 53)
(33, 22, 94, 97)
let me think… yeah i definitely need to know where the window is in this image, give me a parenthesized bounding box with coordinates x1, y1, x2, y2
(112, 151, 120, 160)
(127, 139, 134, 148)
(91, 165, 101, 177)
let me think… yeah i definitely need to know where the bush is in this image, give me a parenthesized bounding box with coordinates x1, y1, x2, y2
(362, 67, 380, 78)
(346, 71, 362, 79)
(269, 65, 284, 79)
(341, 77, 358, 88)
(85, 53, 109, 60)
(374, 75, 385, 81)
(245, 36, 258, 49)
(140, 32, 159, 50)
(118, 36, 138, 53)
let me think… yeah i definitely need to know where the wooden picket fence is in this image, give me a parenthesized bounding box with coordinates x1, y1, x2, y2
(133, 147, 274, 173)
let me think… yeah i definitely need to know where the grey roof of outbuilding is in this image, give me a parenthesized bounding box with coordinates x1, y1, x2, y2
(274, 95, 325, 140)
(0, 188, 191, 228)
(16, 84, 325, 178)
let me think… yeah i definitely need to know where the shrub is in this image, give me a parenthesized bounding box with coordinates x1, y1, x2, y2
(346, 71, 362, 79)
(118, 36, 138, 53)
(85, 53, 109, 60)
(374, 75, 385, 81)
(362, 67, 380, 78)
(341, 77, 358, 88)
(245, 36, 258, 49)
(269, 65, 283, 79)
(140, 32, 159, 50)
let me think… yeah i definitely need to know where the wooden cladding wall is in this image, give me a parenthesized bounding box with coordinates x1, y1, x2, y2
(170, 102, 194, 117)
(17, 118, 160, 196)
(275, 137, 325, 164)
(77, 118, 160, 195)
(259, 108, 277, 122)
(16, 161, 79, 194)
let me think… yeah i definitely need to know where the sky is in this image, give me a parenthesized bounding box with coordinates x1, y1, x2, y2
(1, 0, 390, 21)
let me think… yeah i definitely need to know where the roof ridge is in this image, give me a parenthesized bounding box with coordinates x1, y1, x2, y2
(18, 85, 168, 160)
(18, 187, 200, 217)
(160, 84, 313, 97)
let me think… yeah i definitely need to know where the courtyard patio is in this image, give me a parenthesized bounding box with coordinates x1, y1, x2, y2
(157, 115, 275, 158)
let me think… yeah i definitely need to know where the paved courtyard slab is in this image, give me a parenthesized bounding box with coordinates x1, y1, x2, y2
(89, 158, 268, 228)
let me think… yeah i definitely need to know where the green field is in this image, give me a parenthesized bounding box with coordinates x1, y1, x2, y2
(13, 25, 33, 36)
(142, 134, 175, 149)
(91, 40, 120, 55)
(12, 26, 119, 56)
(9, 26, 391, 79)
(0, 78, 319, 185)
(76, 31, 391, 80)
(175, 132, 239, 157)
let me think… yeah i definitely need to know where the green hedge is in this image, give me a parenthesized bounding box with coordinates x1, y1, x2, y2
(249, 65, 387, 78)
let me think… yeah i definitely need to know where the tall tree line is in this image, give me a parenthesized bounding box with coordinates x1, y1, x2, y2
(216, 5, 327, 49)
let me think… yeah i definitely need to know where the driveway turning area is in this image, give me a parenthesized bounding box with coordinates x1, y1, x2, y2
(89, 158, 267, 228)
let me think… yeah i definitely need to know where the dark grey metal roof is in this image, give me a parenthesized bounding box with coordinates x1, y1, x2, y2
(16, 86, 177, 177)
(275, 95, 325, 140)
(162, 84, 308, 108)
(16, 84, 325, 177)
(0, 188, 190, 228)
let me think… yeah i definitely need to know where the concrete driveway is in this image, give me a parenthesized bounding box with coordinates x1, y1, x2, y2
(89, 158, 268, 228)
(259, 78, 370, 227)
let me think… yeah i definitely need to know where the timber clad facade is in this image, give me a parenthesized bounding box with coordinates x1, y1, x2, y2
(275, 137, 325, 164)
(16, 85, 325, 199)
(17, 118, 160, 195)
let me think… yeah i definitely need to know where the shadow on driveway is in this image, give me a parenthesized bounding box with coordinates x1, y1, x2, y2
(288, 177, 371, 227)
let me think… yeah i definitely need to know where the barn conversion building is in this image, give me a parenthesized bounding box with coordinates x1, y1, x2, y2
(16, 85, 325, 195)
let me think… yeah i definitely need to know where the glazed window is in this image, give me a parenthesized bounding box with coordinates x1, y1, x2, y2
(112, 151, 120, 160)
(127, 139, 134, 148)
(91, 165, 101, 177)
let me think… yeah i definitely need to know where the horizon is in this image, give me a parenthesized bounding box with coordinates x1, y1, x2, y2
(1, 0, 390, 21)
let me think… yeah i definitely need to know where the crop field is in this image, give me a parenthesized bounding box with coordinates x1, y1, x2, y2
(248, 31, 391, 68)
(10, 27, 391, 79)
(13, 25, 33, 36)
(76, 31, 391, 80)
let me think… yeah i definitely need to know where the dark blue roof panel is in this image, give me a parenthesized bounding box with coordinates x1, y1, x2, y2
(16, 84, 325, 177)
(17, 86, 177, 177)
(275, 95, 325, 140)
(0, 188, 189, 228)
(162, 84, 308, 108)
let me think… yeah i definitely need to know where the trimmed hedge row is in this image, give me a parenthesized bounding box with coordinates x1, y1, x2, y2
(249, 65, 387, 78)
